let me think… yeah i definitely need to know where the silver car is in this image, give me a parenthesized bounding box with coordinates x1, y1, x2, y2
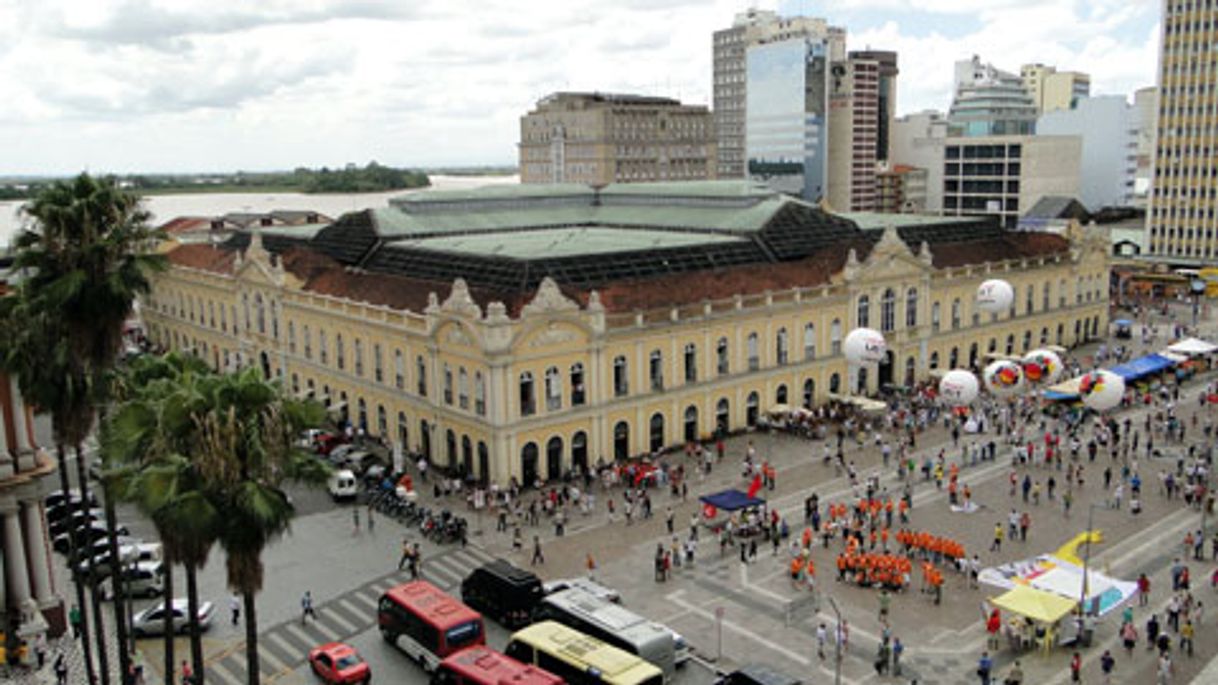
(131, 599, 215, 637)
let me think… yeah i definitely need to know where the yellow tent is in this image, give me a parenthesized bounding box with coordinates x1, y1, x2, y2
(990, 585, 1078, 624)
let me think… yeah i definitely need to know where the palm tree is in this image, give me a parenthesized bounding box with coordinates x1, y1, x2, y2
(102, 353, 218, 684)
(193, 368, 327, 685)
(7, 172, 163, 684)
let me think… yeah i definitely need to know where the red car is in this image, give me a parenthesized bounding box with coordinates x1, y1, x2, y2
(308, 642, 370, 685)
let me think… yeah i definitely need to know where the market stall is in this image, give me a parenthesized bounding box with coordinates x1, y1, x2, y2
(699, 488, 767, 535)
(989, 585, 1079, 654)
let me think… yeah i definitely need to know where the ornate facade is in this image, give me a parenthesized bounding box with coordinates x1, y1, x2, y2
(142, 181, 1110, 487)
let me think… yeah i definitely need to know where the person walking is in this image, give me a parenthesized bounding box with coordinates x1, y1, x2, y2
(397, 538, 412, 571)
(230, 594, 241, 626)
(181, 660, 194, 685)
(301, 591, 317, 624)
(1121, 621, 1138, 655)
(1100, 649, 1116, 684)
(1069, 651, 1081, 683)
(1180, 619, 1195, 657)
(409, 543, 422, 579)
(878, 589, 891, 623)
(990, 524, 1003, 553)
(54, 653, 68, 685)
(531, 536, 545, 566)
(352, 505, 360, 534)
(891, 636, 904, 676)
(34, 632, 47, 669)
(68, 604, 82, 639)
(977, 651, 993, 685)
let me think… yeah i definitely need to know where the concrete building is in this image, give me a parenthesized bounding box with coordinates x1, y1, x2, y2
(143, 181, 1109, 486)
(876, 164, 929, 214)
(891, 110, 949, 212)
(712, 10, 845, 179)
(159, 210, 332, 245)
(1, 266, 64, 651)
(1037, 95, 1139, 210)
(827, 54, 879, 210)
(1133, 86, 1157, 206)
(1147, 0, 1218, 261)
(943, 135, 1082, 228)
(1020, 63, 1091, 114)
(519, 92, 716, 185)
(948, 56, 1038, 137)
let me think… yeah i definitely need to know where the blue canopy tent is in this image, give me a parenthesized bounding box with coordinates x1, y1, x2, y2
(699, 488, 766, 511)
(1109, 354, 1177, 382)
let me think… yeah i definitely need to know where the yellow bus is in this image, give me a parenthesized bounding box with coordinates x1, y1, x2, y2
(505, 621, 665, 685)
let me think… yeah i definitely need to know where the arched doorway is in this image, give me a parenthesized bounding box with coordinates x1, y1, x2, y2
(446, 429, 457, 469)
(397, 412, 408, 449)
(775, 384, 788, 405)
(461, 436, 473, 478)
(477, 442, 489, 484)
(716, 398, 730, 433)
(521, 443, 539, 486)
(857, 367, 868, 394)
(746, 392, 760, 427)
(649, 413, 665, 453)
(339, 391, 349, 424)
(614, 422, 629, 460)
(684, 405, 698, 443)
(877, 350, 894, 387)
(260, 350, 271, 379)
(546, 436, 563, 480)
(904, 357, 916, 387)
(968, 343, 979, 370)
(571, 431, 588, 473)
(419, 420, 431, 460)
(357, 398, 367, 432)
(803, 379, 815, 408)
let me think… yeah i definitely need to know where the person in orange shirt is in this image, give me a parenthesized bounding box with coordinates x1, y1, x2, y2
(881, 527, 889, 551)
(898, 499, 909, 524)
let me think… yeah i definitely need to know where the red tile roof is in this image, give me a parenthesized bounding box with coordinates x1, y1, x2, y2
(158, 217, 214, 235)
(166, 244, 236, 274)
(928, 232, 1069, 269)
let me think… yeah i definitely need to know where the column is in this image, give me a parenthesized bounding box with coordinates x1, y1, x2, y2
(2, 502, 31, 608)
(0, 511, 6, 616)
(22, 500, 54, 603)
(9, 378, 30, 453)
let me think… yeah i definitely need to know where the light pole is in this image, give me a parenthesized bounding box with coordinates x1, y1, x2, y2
(828, 596, 843, 685)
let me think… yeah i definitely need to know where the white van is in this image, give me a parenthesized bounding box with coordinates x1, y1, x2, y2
(327, 469, 358, 501)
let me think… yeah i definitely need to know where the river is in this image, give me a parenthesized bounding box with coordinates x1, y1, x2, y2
(0, 174, 519, 246)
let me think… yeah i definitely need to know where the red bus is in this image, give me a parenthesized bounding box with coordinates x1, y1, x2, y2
(432, 645, 565, 685)
(378, 580, 486, 672)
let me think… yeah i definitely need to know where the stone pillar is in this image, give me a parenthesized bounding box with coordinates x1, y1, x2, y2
(9, 378, 30, 453)
(2, 501, 31, 608)
(0, 514, 6, 617)
(22, 500, 53, 603)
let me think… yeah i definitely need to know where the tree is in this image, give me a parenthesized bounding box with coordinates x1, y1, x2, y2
(193, 368, 327, 685)
(4, 172, 163, 685)
(103, 353, 218, 683)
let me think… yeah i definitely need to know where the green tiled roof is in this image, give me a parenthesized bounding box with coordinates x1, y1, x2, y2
(392, 226, 748, 259)
(841, 212, 976, 230)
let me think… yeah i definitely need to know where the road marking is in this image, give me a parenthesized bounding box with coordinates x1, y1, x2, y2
(319, 603, 358, 635)
(370, 579, 397, 594)
(424, 555, 470, 587)
(348, 591, 378, 611)
(666, 590, 812, 666)
(284, 622, 324, 650)
(207, 657, 244, 685)
(740, 562, 794, 604)
(262, 633, 298, 669)
(325, 598, 369, 629)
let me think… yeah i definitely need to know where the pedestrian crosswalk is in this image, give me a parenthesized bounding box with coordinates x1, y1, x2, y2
(203, 545, 497, 685)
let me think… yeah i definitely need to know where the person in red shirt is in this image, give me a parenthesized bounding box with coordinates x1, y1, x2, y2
(1137, 573, 1150, 606)
(1069, 651, 1081, 682)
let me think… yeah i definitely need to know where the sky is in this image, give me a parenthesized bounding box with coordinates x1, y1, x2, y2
(0, 0, 1160, 175)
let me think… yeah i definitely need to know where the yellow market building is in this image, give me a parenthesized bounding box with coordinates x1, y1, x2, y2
(142, 181, 1110, 486)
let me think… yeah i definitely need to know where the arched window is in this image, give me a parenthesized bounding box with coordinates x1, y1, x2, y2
(830, 320, 842, 355)
(1025, 285, 1035, 314)
(287, 321, 296, 354)
(519, 371, 535, 416)
(1005, 334, 1015, 355)
(357, 397, 367, 431)
(1043, 282, 1052, 310)
(336, 334, 345, 370)
(1023, 330, 1032, 352)
(443, 364, 453, 405)
(951, 299, 961, 330)
(716, 337, 729, 375)
(474, 372, 486, 415)
(416, 355, 427, 396)
(906, 288, 918, 328)
(255, 293, 265, 334)
(746, 392, 760, 427)
(1076, 276, 1084, 304)
(397, 411, 407, 447)
(458, 368, 470, 410)
(318, 330, 328, 365)
(746, 333, 760, 370)
(1057, 323, 1064, 345)
(220, 303, 228, 332)
(649, 350, 664, 391)
(419, 420, 431, 460)
(1059, 278, 1067, 307)
(683, 405, 698, 442)
(373, 344, 383, 383)
(546, 436, 563, 480)
(614, 422, 630, 460)
(857, 295, 871, 328)
(857, 367, 868, 394)
(1040, 327, 1049, 345)
(446, 429, 457, 468)
(463, 436, 474, 477)
(716, 398, 730, 432)
(545, 366, 562, 410)
(949, 347, 959, 368)
(394, 350, 404, 389)
(775, 384, 788, 404)
(905, 356, 916, 386)
(931, 302, 941, 333)
(683, 343, 698, 383)
(209, 301, 216, 328)
(776, 327, 789, 365)
(270, 300, 279, 339)
(291, 373, 299, 393)
(613, 355, 629, 397)
(969, 343, 979, 369)
(929, 351, 940, 369)
(803, 323, 816, 360)
(571, 432, 588, 473)
(242, 293, 251, 331)
(829, 373, 841, 394)
(302, 325, 311, 359)
(521, 442, 538, 485)
(570, 363, 585, 406)
(377, 405, 387, 436)
(802, 379, 815, 408)
(880, 289, 896, 332)
(354, 339, 364, 377)
(988, 338, 998, 353)
(649, 413, 665, 452)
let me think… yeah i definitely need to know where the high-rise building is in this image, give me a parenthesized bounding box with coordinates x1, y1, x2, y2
(828, 53, 883, 210)
(948, 56, 1038, 137)
(1038, 95, 1139, 210)
(943, 135, 1082, 228)
(1021, 63, 1091, 114)
(518, 92, 715, 185)
(1133, 86, 1157, 206)
(851, 50, 899, 162)
(712, 10, 845, 179)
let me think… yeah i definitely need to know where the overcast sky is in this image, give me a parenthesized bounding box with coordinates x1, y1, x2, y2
(0, 0, 1158, 175)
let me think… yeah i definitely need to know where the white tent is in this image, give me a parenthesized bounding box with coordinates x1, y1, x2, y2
(1167, 337, 1218, 356)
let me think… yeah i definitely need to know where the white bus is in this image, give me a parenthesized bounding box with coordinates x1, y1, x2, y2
(533, 588, 680, 681)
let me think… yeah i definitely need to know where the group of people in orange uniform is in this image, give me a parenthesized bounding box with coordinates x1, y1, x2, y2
(835, 541, 913, 590)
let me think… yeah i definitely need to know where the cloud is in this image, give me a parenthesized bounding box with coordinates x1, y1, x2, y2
(0, 0, 1157, 174)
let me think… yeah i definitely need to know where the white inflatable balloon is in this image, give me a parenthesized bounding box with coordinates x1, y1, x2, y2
(977, 279, 1014, 313)
(1022, 349, 1063, 385)
(843, 328, 887, 364)
(939, 369, 980, 406)
(983, 359, 1024, 397)
(1079, 370, 1125, 411)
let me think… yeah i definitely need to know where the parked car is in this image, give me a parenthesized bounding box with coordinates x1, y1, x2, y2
(131, 599, 215, 637)
(340, 451, 385, 476)
(107, 561, 165, 600)
(308, 642, 370, 685)
(542, 577, 622, 604)
(315, 434, 348, 456)
(77, 542, 161, 578)
(45, 489, 98, 511)
(49, 508, 104, 538)
(53, 523, 131, 555)
(327, 469, 359, 501)
(461, 559, 543, 628)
